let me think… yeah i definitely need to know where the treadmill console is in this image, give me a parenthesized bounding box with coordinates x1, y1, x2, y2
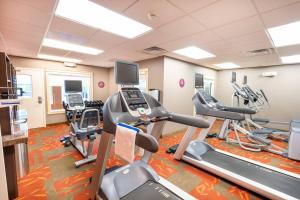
(66, 93, 85, 110)
(198, 89, 218, 104)
(120, 87, 151, 117)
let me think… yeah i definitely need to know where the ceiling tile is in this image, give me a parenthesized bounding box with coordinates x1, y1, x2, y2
(86, 30, 127, 50)
(8, 48, 37, 58)
(253, 0, 300, 13)
(47, 17, 98, 44)
(191, 0, 257, 28)
(158, 16, 206, 39)
(227, 31, 273, 53)
(115, 29, 182, 53)
(90, 0, 138, 12)
(14, 0, 57, 12)
(1, 29, 42, 49)
(233, 54, 281, 67)
(200, 40, 240, 56)
(0, 0, 52, 28)
(66, 52, 91, 60)
(39, 46, 70, 57)
(261, 2, 300, 27)
(167, 0, 219, 13)
(212, 15, 264, 39)
(124, 0, 185, 28)
(160, 30, 223, 51)
(277, 44, 300, 56)
(0, 16, 45, 38)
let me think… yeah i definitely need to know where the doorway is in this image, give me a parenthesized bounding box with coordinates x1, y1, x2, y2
(16, 68, 46, 129)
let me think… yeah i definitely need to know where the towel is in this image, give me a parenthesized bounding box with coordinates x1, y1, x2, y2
(115, 123, 139, 163)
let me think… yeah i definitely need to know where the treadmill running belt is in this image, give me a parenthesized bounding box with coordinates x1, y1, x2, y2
(200, 150, 300, 199)
(121, 180, 183, 200)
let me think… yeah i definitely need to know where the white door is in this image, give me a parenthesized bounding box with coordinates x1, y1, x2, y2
(16, 68, 46, 129)
(0, 134, 8, 200)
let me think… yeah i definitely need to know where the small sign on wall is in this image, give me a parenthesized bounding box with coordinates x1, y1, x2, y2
(179, 78, 185, 88)
(98, 81, 105, 88)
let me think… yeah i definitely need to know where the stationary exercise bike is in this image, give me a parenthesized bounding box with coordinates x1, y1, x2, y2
(61, 93, 102, 168)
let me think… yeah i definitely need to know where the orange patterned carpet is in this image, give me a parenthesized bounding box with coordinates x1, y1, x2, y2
(16, 121, 300, 200)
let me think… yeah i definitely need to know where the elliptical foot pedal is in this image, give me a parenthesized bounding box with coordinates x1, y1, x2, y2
(166, 144, 179, 154)
(207, 132, 217, 138)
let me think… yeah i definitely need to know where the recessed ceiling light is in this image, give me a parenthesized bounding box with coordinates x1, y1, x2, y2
(37, 54, 81, 63)
(42, 38, 103, 55)
(280, 54, 300, 64)
(173, 46, 215, 59)
(267, 20, 300, 47)
(55, 0, 152, 39)
(214, 62, 240, 69)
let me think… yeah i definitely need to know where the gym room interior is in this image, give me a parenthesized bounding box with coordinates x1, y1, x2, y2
(0, 0, 300, 199)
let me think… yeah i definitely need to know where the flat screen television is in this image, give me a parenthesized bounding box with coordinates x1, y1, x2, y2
(243, 75, 247, 84)
(115, 61, 139, 85)
(64, 80, 82, 93)
(195, 73, 204, 88)
(231, 72, 237, 83)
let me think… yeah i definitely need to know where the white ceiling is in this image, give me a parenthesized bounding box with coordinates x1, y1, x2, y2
(1, 0, 300, 69)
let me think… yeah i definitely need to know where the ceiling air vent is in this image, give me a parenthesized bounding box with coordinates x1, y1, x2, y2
(246, 48, 275, 57)
(142, 46, 167, 55)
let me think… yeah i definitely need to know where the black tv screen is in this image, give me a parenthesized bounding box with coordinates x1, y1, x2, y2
(65, 80, 82, 93)
(115, 61, 139, 85)
(243, 75, 247, 84)
(231, 72, 236, 83)
(195, 73, 204, 88)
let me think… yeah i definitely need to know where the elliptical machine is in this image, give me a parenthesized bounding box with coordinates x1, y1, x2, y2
(60, 80, 102, 168)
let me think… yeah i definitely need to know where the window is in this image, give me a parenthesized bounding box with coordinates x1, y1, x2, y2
(135, 69, 148, 92)
(204, 78, 214, 96)
(16, 74, 33, 98)
(46, 71, 93, 114)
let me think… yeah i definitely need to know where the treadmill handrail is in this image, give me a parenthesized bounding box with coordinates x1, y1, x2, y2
(168, 113, 210, 128)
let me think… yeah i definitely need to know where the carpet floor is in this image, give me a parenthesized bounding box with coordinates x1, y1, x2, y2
(16, 121, 300, 200)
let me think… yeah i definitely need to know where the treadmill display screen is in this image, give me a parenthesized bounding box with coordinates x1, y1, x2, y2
(115, 61, 139, 85)
(243, 75, 247, 84)
(65, 80, 82, 93)
(195, 73, 204, 88)
(231, 72, 236, 83)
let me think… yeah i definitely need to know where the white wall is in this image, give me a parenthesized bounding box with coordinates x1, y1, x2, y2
(163, 57, 217, 134)
(215, 65, 300, 130)
(139, 57, 164, 102)
(11, 56, 110, 124)
(0, 132, 8, 200)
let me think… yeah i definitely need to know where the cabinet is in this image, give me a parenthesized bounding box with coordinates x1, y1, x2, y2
(0, 52, 29, 199)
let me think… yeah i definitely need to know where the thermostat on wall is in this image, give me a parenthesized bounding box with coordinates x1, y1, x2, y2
(262, 71, 277, 77)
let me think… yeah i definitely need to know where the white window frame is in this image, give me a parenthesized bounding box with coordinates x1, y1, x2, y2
(46, 70, 93, 114)
(204, 76, 215, 96)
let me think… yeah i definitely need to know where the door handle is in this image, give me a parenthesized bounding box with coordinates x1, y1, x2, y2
(38, 96, 42, 104)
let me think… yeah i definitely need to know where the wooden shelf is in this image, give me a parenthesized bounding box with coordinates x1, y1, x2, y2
(2, 133, 28, 147)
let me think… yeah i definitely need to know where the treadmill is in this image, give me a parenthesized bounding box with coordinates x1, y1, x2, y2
(172, 89, 300, 200)
(90, 60, 210, 200)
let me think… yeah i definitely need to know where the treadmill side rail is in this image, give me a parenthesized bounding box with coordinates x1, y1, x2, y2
(182, 155, 299, 200)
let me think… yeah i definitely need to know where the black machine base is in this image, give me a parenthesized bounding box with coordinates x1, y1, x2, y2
(121, 180, 183, 200)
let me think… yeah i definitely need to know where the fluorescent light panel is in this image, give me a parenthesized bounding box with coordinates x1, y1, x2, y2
(215, 62, 240, 69)
(37, 54, 81, 63)
(267, 20, 300, 47)
(173, 46, 215, 59)
(281, 54, 300, 64)
(42, 39, 103, 55)
(55, 0, 152, 39)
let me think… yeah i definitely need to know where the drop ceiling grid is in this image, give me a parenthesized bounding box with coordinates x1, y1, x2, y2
(1, 0, 300, 68)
